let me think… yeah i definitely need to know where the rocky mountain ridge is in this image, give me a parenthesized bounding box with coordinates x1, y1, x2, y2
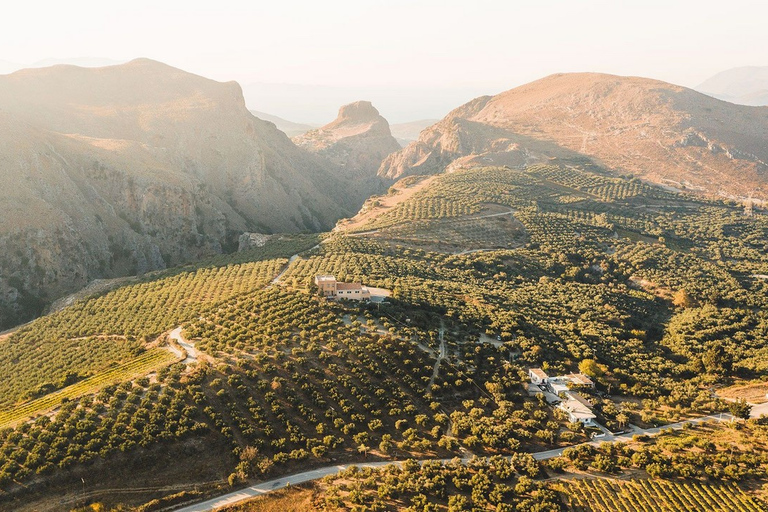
(293, 101, 401, 204)
(380, 73, 768, 202)
(0, 60, 377, 328)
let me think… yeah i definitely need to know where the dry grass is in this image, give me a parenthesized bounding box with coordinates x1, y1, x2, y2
(719, 381, 768, 404)
(217, 485, 317, 512)
(336, 174, 438, 232)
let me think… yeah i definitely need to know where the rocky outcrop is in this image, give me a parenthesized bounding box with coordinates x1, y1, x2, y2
(379, 73, 768, 200)
(293, 101, 401, 203)
(0, 59, 359, 329)
(237, 233, 274, 252)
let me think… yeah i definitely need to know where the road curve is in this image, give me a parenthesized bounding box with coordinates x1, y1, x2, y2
(173, 412, 733, 511)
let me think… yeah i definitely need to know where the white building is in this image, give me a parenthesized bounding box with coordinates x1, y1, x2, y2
(529, 368, 549, 385)
(558, 391, 597, 425)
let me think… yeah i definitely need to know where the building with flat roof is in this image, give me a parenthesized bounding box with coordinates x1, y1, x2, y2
(529, 368, 549, 385)
(558, 391, 597, 425)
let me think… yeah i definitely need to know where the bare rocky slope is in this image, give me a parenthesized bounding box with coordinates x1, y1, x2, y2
(293, 101, 401, 204)
(380, 73, 768, 201)
(0, 59, 360, 329)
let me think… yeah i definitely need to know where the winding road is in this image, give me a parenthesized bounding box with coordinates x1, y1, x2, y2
(169, 327, 198, 365)
(173, 412, 735, 512)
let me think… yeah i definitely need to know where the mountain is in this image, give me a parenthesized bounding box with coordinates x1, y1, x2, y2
(697, 66, 768, 106)
(380, 73, 768, 201)
(30, 57, 125, 69)
(0, 59, 359, 329)
(390, 118, 439, 146)
(250, 110, 316, 137)
(293, 101, 401, 203)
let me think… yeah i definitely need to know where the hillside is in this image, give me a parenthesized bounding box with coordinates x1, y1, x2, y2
(697, 66, 768, 105)
(0, 59, 360, 329)
(2, 163, 767, 510)
(380, 73, 768, 202)
(293, 101, 401, 203)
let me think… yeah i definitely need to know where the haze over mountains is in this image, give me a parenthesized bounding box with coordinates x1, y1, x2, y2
(697, 66, 768, 106)
(3, 59, 768, 330)
(381, 73, 768, 201)
(0, 59, 389, 328)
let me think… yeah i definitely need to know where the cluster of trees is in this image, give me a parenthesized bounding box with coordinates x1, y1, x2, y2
(553, 420, 768, 482)
(316, 457, 563, 512)
(0, 365, 204, 488)
(0, 238, 311, 408)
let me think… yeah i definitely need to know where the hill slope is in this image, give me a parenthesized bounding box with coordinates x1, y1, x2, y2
(380, 73, 768, 201)
(3, 163, 768, 510)
(0, 59, 357, 328)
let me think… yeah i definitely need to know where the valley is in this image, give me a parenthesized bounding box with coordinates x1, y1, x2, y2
(1, 162, 767, 511)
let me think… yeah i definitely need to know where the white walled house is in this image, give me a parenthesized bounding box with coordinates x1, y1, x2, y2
(529, 368, 549, 385)
(558, 391, 597, 425)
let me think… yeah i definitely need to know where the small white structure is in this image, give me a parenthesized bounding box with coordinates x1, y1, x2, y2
(529, 368, 549, 385)
(558, 391, 597, 425)
(550, 379, 570, 395)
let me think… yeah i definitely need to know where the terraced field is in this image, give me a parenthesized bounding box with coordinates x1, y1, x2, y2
(0, 347, 180, 428)
(562, 478, 764, 512)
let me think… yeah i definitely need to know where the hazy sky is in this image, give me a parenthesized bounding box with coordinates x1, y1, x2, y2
(3, 0, 766, 122)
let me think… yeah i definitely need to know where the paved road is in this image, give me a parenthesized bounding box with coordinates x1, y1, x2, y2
(174, 412, 734, 511)
(174, 461, 401, 512)
(169, 327, 198, 365)
(749, 401, 768, 419)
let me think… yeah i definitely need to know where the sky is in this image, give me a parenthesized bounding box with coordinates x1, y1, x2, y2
(2, 0, 766, 123)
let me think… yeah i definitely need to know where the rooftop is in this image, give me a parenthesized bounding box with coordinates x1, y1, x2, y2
(566, 373, 594, 386)
(315, 275, 337, 282)
(530, 368, 549, 379)
(560, 392, 595, 418)
(336, 282, 366, 291)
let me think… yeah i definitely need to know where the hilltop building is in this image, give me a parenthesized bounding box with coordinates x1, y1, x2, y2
(314, 275, 371, 301)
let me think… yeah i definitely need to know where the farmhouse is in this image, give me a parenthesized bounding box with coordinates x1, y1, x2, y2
(528, 368, 549, 385)
(558, 391, 597, 425)
(314, 275, 371, 301)
(527, 368, 598, 423)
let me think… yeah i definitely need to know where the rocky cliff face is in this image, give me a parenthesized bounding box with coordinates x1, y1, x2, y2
(380, 73, 768, 201)
(0, 59, 357, 329)
(293, 101, 401, 204)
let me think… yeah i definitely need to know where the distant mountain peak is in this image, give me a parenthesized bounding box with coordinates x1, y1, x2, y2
(696, 66, 768, 106)
(335, 100, 381, 122)
(293, 101, 400, 202)
(380, 71, 768, 201)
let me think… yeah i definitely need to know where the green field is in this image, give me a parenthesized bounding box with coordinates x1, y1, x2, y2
(0, 347, 180, 428)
